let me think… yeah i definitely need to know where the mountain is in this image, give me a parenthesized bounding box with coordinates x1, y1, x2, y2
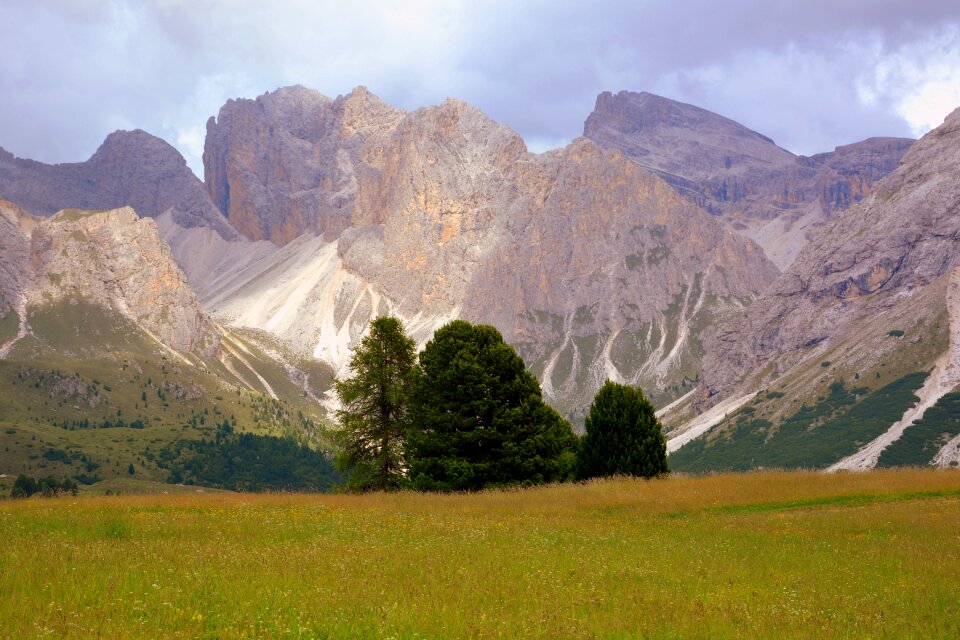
(0, 130, 236, 238)
(29, 207, 219, 354)
(584, 91, 913, 268)
(204, 85, 404, 245)
(0, 205, 337, 492)
(0, 201, 33, 350)
(190, 86, 779, 419)
(667, 106, 960, 471)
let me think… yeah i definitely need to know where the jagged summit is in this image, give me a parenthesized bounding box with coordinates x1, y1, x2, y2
(190, 84, 779, 418)
(0, 129, 236, 239)
(585, 89, 913, 269)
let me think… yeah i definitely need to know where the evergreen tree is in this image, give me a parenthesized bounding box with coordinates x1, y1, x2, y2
(406, 320, 577, 491)
(577, 380, 669, 479)
(11, 474, 36, 498)
(334, 317, 417, 491)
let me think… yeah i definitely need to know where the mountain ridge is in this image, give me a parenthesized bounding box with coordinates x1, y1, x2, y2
(186, 85, 781, 417)
(0, 130, 235, 239)
(667, 106, 960, 470)
(584, 90, 914, 268)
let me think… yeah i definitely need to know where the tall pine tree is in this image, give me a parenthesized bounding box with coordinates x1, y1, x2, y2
(406, 320, 577, 491)
(335, 317, 416, 491)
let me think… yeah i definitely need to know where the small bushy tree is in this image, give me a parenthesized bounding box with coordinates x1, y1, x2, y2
(335, 317, 417, 492)
(11, 474, 36, 498)
(578, 380, 669, 479)
(406, 320, 577, 491)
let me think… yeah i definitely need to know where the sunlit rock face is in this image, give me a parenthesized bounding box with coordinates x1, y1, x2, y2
(199, 86, 779, 417)
(24, 207, 219, 355)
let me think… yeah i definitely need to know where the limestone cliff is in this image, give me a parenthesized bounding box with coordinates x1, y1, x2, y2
(22, 207, 219, 355)
(204, 85, 404, 244)
(467, 140, 776, 412)
(0, 130, 235, 238)
(584, 91, 913, 268)
(198, 86, 780, 416)
(702, 106, 960, 403)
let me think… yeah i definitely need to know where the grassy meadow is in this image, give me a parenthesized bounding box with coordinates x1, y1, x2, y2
(2, 469, 959, 638)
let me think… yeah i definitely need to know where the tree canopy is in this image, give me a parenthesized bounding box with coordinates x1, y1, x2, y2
(334, 316, 417, 491)
(577, 380, 669, 479)
(405, 320, 577, 491)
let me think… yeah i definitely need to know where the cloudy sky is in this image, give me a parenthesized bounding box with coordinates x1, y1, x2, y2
(2, 0, 959, 177)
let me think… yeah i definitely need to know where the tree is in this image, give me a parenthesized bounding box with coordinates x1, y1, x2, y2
(11, 474, 36, 498)
(406, 320, 577, 491)
(577, 380, 669, 479)
(10, 474, 78, 498)
(334, 316, 417, 491)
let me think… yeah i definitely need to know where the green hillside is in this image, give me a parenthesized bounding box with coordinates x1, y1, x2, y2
(0, 301, 339, 494)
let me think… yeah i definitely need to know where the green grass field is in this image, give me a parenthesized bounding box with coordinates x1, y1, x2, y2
(2, 469, 959, 638)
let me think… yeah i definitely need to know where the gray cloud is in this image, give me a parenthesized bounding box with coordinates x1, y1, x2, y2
(1, 0, 958, 175)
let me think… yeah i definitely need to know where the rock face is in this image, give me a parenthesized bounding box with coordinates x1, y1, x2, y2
(16, 207, 219, 355)
(584, 91, 913, 268)
(204, 85, 404, 244)
(463, 139, 776, 412)
(198, 86, 780, 416)
(701, 106, 960, 402)
(0, 130, 235, 238)
(0, 201, 33, 319)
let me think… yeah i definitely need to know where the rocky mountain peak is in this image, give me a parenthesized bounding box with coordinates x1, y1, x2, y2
(92, 129, 185, 165)
(585, 90, 913, 270)
(192, 87, 779, 417)
(28, 206, 220, 355)
(586, 90, 792, 166)
(334, 85, 405, 137)
(203, 85, 525, 245)
(701, 101, 960, 402)
(0, 129, 235, 239)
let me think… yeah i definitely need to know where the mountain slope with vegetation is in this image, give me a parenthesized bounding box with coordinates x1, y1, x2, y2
(0, 206, 337, 494)
(667, 107, 960, 470)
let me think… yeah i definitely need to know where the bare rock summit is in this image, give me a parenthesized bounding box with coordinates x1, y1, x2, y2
(0, 130, 235, 239)
(584, 90, 913, 268)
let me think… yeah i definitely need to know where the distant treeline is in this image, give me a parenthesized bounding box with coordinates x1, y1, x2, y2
(155, 422, 341, 492)
(55, 418, 146, 430)
(10, 475, 78, 498)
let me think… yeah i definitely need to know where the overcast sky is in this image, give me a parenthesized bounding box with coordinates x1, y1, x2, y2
(2, 0, 959, 177)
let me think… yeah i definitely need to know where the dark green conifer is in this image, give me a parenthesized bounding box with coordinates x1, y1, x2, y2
(406, 320, 577, 491)
(577, 380, 669, 479)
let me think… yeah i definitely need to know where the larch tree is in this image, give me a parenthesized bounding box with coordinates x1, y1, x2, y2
(334, 316, 417, 491)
